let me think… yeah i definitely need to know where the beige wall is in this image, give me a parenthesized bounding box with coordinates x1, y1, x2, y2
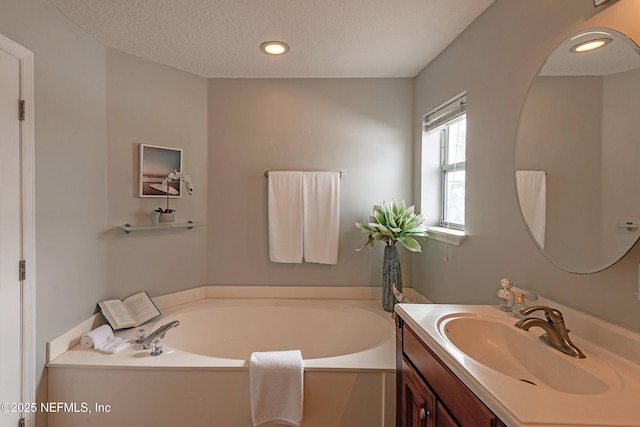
(206, 79, 414, 286)
(106, 49, 208, 298)
(0, 0, 109, 424)
(412, 0, 640, 331)
(107, 73, 413, 293)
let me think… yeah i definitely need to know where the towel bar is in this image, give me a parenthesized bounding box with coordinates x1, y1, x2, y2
(264, 170, 342, 178)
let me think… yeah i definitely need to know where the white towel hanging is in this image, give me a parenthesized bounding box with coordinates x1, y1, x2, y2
(302, 171, 340, 264)
(267, 171, 341, 264)
(267, 172, 304, 263)
(516, 170, 547, 249)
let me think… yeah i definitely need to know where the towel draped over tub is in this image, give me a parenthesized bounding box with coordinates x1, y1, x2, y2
(249, 350, 304, 427)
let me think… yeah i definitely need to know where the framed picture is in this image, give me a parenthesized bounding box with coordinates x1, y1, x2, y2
(139, 144, 183, 198)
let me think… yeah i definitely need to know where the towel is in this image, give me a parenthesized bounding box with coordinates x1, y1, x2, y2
(302, 171, 340, 264)
(249, 350, 304, 427)
(516, 170, 546, 249)
(267, 171, 341, 264)
(268, 172, 304, 263)
(81, 324, 130, 353)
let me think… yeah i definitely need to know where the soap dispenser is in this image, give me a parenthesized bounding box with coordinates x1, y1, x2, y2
(511, 293, 527, 318)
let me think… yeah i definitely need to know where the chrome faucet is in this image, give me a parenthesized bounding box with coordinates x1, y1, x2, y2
(141, 320, 180, 349)
(514, 306, 585, 358)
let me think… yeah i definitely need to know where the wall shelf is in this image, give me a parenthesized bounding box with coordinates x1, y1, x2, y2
(120, 221, 206, 234)
(617, 222, 640, 232)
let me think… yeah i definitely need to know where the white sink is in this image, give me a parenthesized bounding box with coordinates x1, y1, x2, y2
(437, 313, 618, 395)
(396, 304, 640, 427)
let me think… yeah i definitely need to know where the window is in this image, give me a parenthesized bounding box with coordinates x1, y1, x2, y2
(421, 93, 467, 238)
(439, 115, 466, 229)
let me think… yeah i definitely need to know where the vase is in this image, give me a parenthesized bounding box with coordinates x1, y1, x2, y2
(382, 245, 402, 312)
(158, 211, 175, 225)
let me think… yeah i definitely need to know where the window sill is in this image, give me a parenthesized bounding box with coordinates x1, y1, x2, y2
(426, 226, 466, 246)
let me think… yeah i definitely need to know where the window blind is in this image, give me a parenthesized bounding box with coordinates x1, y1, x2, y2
(424, 93, 467, 132)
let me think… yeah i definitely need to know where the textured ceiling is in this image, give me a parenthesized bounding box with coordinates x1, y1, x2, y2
(48, 0, 495, 78)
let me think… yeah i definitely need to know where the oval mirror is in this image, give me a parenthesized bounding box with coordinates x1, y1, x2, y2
(515, 27, 640, 273)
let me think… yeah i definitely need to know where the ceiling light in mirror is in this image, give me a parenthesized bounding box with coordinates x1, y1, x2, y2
(260, 41, 289, 55)
(570, 38, 612, 53)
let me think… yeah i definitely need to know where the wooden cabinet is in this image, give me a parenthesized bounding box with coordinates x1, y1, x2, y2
(401, 360, 435, 427)
(396, 316, 506, 427)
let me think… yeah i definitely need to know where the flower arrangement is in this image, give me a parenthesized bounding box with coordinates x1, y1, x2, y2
(355, 199, 428, 312)
(155, 170, 193, 216)
(355, 200, 428, 252)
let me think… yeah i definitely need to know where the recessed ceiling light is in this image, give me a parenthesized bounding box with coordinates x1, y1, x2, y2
(260, 41, 289, 56)
(570, 37, 613, 53)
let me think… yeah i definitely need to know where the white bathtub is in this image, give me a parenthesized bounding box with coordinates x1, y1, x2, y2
(47, 288, 398, 427)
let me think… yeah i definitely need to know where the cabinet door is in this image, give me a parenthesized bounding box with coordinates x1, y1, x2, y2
(403, 326, 497, 427)
(401, 360, 435, 427)
(436, 401, 459, 427)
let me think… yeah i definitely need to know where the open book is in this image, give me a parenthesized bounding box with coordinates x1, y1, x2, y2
(97, 291, 161, 330)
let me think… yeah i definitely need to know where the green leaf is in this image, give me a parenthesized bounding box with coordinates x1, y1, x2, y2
(355, 222, 372, 232)
(355, 200, 427, 251)
(402, 229, 428, 237)
(383, 203, 391, 226)
(404, 214, 424, 231)
(373, 210, 385, 225)
(396, 208, 408, 228)
(355, 235, 375, 251)
(377, 224, 395, 238)
(397, 236, 422, 252)
(368, 222, 383, 231)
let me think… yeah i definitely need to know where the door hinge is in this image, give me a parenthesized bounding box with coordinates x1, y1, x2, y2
(19, 260, 26, 281)
(18, 418, 25, 427)
(19, 100, 25, 121)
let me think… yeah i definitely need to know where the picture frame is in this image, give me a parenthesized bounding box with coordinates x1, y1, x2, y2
(139, 144, 183, 198)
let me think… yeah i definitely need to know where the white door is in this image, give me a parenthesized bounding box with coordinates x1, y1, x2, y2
(0, 45, 22, 426)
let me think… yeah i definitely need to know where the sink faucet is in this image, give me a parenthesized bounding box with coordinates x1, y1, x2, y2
(141, 320, 180, 349)
(514, 306, 585, 358)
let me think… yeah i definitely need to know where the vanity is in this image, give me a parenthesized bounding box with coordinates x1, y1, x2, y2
(394, 301, 640, 427)
(396, 309, 505, 427)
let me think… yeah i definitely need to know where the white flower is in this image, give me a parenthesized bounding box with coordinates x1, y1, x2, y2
(162, 170, 194, 195)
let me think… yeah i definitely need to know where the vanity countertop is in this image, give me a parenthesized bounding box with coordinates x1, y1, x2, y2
(396, 303, 640, 427)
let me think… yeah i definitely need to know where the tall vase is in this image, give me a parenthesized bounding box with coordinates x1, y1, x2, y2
(382, 245, 402, 312)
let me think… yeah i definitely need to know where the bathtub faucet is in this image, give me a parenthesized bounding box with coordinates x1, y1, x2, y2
(141, 320, 180, 349)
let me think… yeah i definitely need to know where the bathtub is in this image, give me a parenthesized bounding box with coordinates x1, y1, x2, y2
(47, 287, 398, 427)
